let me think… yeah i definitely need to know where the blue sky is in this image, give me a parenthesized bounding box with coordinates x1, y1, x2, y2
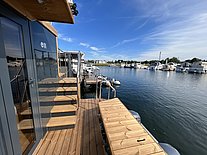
(53, 0, 207, 61)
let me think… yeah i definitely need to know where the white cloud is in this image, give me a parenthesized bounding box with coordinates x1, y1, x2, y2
(58, 34, 73, 43)
(90, 46, 104, 51)
(79, 42, 104, 52)
(138, 12, 207, 60)
(123, 0, 207, 60)
(80, 42, 90, 48)
(112, 37, 140, 48)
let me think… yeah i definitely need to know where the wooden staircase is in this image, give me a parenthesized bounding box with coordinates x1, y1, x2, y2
(38, 77, 78, 129)
(19, 77, 79, 130)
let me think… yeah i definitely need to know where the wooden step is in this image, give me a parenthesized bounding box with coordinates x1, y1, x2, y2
(21, 104, 77, 115)
(18, 119, 34, 130)
(18, 116, 76, 130)
(38, 78, 77, 85)
(38, 87, 77, 93)
(40, 104, 77, 114)
(21, 108, 32, 115)
(42, 116, 76, 128)
(39, 95, 77, 103)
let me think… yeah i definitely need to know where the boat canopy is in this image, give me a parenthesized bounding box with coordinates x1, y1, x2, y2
(3, 0, 74, 24)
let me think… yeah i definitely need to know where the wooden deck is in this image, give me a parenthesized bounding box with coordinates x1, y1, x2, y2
(99, 98, 167, 155)
(33, 99, 106, 155)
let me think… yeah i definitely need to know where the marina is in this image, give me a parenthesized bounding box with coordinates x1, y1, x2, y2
(0, 1, 206, 155)
(97, 67, 207, 155)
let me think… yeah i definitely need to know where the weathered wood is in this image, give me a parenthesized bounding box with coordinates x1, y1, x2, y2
(42, 116, 76, 128)
(39, 95, 77, 103)
(60, 129, 73, 155)
(75, 100, 84, 155)
(104, 119, 138, 128)
(82, 99, 90, 155)
(18, 119, 34, 130)
(38, 78, 77, 84)
(108, 130, 147, 141)
(110, 135, 155, 151)
(36, 131, 55, 155)
(106, 124, 144, 134)
(91, 99, 106, 155)
(40, 104, 77, 114)
(33, 99, 106, 155)
(39, 87, 77, 93)
(99, 98, 167, 155)
(89, 100, 98, 155)
(44, 130, 61, 154)
(53, 129, 67, 154)
(113, 142, 163, 155)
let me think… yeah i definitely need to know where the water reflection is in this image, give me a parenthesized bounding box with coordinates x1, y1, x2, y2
(1, 17, 36, 154)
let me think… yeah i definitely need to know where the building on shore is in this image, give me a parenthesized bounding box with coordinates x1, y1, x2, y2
(94, 60, 107, 64)
(188, 61, 207, 74)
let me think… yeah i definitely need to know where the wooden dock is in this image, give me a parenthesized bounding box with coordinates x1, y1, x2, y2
(99, 98, 167, 155)
(33, 99, 106, 155)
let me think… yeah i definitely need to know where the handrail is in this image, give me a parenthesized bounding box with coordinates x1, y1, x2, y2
(76, 51, 81, 108)
(98, 79, 116, 100)
(108, 83, 116, 99)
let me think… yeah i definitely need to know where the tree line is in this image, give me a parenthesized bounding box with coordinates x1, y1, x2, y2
(87, 57, 206, 64)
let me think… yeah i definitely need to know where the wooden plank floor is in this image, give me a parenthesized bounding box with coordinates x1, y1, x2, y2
(99, 98, 167, 155)
(33, 99, 106, 155)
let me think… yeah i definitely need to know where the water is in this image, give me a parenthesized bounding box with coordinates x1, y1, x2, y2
(97, 67, 207, 155)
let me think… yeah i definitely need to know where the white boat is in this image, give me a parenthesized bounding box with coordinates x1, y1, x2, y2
(159, 143, 180, 155)
(149, 62, 163, 70)
(162, 62, 176, 71)
(188, 61, 207, 74)
(129, 110, 141, 123)
(176, 64, 189, 73)
(134, 63, 141, 69)
(111, 78, 120, 85)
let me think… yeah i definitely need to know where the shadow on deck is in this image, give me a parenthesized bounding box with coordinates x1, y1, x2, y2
(33, 99, 106, 155)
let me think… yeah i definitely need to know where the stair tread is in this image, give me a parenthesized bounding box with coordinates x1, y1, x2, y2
(39, 95, 77, 103)
(18, 116, 76, 130)
(21, 104, 77, 115)
(39, 87, 77, 93)
(18, 119, 34, 130)
(40, 104, 77, 113)
(38, 78, 77, 84)
(42, 116, 76, 127)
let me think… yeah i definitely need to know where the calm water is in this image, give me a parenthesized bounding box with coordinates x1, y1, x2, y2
(97, 67, 207, 155)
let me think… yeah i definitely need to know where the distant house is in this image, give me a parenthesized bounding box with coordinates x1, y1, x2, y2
(189, 61, 207, 74)
(95, 60, 107, 64)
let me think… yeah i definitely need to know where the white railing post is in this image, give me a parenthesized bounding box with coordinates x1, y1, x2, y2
(76, 51, 81, 109)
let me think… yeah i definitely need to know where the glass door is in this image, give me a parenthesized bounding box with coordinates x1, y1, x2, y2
(0, 16, 36, 154)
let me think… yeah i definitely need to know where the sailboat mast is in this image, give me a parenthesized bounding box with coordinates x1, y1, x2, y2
(159, 51, 161, 62)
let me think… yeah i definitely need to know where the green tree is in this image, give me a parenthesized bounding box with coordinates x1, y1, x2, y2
(168, 57, 180, 63)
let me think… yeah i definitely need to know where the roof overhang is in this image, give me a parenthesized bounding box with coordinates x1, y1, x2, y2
(3, 0, 74, 24)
